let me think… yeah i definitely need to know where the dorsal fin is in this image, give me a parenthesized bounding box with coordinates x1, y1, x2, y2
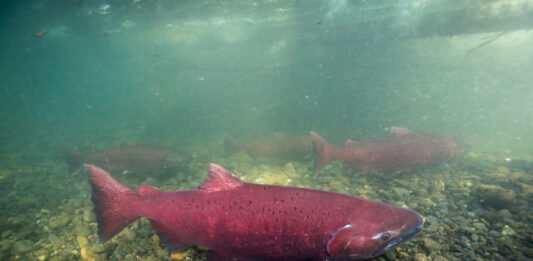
(390, 127, 410, 137)
(138, 185, 160, 195)
(198, 164, 244, 192)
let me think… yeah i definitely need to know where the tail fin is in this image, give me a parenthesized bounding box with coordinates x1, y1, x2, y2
(64, 149, 84, 175)
(85, 164, 139, 242)
(224, 137, 240, 155)
(310, 131, 335, 176)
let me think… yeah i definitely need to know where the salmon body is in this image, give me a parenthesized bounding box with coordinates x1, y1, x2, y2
(225, 133, 313, 160)
(65, 144, 191, 174)
(86, 164, 423, 260)
(311, 127, 465, 176)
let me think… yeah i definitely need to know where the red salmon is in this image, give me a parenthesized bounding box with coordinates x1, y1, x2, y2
(225, 133, 313, 160)
(86, 163, 423, 260)
(311, 127, 465, 176)
(65, 144, 191, 175)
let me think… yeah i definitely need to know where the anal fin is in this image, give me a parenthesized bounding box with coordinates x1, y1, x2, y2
(151, 220, 190, 253)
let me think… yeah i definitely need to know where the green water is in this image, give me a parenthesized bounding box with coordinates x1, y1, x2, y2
(1, 0, 532, 260)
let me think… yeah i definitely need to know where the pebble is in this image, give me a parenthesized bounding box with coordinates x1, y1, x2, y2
(414, 253, 429, 261)
(0, 239, 14, 251)
(476, 184, 515, 209)
(419, 198, 435, 208)
(1, 231, 12, 239)
(433, 255, 448, 261)
(472, 222, 487, 231)
(12, 240, 33, 255)
(502, 225, 517, 236)
(75, 224, 91, 237)
(76, 236, 89, 247)
(122, 228, 136, 241)
(422, 238, 442, 252)
(83, 209, 95, 223)
(91, 244, 106, 254)
(48, 213, 71, 229)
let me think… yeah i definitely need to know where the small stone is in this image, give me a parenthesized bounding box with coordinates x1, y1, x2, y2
(497, 209, 513, 219)
(414, 253, 429, 261)
(476, 184, 515, 209)
(48, 234, 60, 243)
(76, 236, 89, 247)
(48, 213, 71, 229)
(419, 198, 435, 208)
(422, 238, 442, 252)
(75, 224, 91, 237)
(1, 230, 13, 239)
(472, 222, 487, 231)
(502, 225, 516, 236)
(156, 248, 169, 259)
(0, 239, 14, 251)
(433, 255, 447, 261)
(122, 228, 136, 241)
(83, 210, 95, 223)
(80, 246, 97, 261)
(12, 240, 33, 255)
(91, 244, 106, 254)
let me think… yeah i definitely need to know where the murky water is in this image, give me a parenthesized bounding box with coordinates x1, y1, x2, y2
(1, 0, 532, 260)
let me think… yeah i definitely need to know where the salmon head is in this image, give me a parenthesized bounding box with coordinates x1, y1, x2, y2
(327, 205, 424, 260)
(437, 134, 468, 159)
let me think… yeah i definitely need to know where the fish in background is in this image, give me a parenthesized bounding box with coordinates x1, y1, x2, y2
(311, 127, 466, 177)
(65, 144, 192, 176)
(86, 163, 423, 260)
(225, 133, 313, 160)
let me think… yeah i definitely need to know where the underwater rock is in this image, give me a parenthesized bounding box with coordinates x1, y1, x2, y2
(414, 253, 430, 261)
(12, 240, 33, 255)
(418, 198, 435, 208)
(510, 172, 533, 184)
(48, 213, 71, 229)
(1, 230, 12, 239)
(518, 183, 533, 198)
(75, 224, 91, 237)
(0, 239, 14, 251)
(472, 222, 487, 231)
(502, 225, 517, 236)
(475, 184, 515, 209)
(82, 209, 95, 223)
(433, 256, 449, 261)
(422, 238, 442, 252)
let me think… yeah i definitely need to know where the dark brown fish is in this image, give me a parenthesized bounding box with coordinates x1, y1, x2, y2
(65, 144, 192, 175)
(34, 31, 48, 37)
(311, 127, 466, 177)
(225, 133, 313, 160)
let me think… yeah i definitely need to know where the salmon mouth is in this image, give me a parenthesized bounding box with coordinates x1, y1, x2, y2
(382, 214, 424, 253)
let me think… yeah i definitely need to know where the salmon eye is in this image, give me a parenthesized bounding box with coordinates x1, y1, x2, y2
(381, 233, 391, 240)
